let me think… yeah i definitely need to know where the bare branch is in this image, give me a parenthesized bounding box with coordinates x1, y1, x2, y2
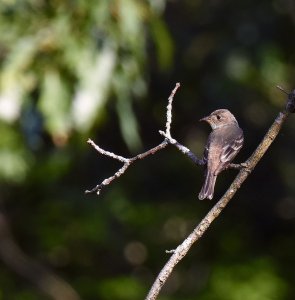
(85, 162, 131, 195)
(85, 83, 182, 194)
(145, 90, 295, 300)
(87, 139, 129, 163)
(85, 141, 170, 195)
(132, 141, 169, 160)
(159, 130, 205, 165)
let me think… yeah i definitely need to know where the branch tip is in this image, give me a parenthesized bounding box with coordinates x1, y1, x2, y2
(276, 85, 295, 113)
(85, 185, 101, 195)
(165, 249, 176, 254)
(276, 85, 289, 95)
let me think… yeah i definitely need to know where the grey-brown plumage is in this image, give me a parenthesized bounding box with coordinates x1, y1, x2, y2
(198, 109, 244, 200)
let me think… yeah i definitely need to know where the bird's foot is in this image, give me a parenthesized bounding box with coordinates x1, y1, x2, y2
(227, 162, 250, 172)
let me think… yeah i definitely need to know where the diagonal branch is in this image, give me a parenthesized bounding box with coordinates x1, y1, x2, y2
(145, 87, 295, 300)
(159, 130, 206, 165)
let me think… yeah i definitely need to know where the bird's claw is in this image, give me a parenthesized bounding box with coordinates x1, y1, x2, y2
(227, 162, 250, 172)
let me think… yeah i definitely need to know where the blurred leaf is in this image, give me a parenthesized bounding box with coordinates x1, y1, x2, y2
(72, 43, 117, 132)
(150, 16, 174, 71)
(38, 69, 71, 143)
(0, 149, 30, 182)
(114, 73, 142, 151)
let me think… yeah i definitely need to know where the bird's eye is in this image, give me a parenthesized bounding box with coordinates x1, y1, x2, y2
(216, 115, 221, 120)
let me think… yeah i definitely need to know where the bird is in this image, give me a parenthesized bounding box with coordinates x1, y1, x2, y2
(198, 109, 244, 200)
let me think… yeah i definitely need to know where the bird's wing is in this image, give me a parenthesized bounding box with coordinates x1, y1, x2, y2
(220, 130, 244, 163)
(203, 143, 209, 164)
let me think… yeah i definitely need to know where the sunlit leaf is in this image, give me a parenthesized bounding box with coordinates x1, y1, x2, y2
(38, 69, 71, 144)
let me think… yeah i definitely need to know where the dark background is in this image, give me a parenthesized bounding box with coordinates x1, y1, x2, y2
(0, 0, 295, 299)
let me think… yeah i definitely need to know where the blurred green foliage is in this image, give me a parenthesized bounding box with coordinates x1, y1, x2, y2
(0, 0, 172, 160)
(203, 259, 287, 300)
(1, 0, 295, 299)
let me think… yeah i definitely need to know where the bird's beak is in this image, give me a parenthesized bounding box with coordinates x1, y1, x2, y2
(199, 115, 210, 122)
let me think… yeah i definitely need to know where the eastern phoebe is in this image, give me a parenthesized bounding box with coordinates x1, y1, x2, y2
(198, 109, 244, 200)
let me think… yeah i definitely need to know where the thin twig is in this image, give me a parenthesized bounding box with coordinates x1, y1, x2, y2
(159, 130, 205, 165)
(145, 88, 295, 300)
(276, 85, 289, 95)
(87, 139, 129, 163)
(85, 141, 170, 194)
(165, 82, 180, 138)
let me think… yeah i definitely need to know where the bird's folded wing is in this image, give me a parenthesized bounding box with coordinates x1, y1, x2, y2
(220, 133, 244, 163)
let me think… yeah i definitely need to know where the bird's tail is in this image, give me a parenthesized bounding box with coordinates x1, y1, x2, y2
(198, 170, 217, 200)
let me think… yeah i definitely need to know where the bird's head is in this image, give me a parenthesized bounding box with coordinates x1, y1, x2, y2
(200, 109, 238, 129)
